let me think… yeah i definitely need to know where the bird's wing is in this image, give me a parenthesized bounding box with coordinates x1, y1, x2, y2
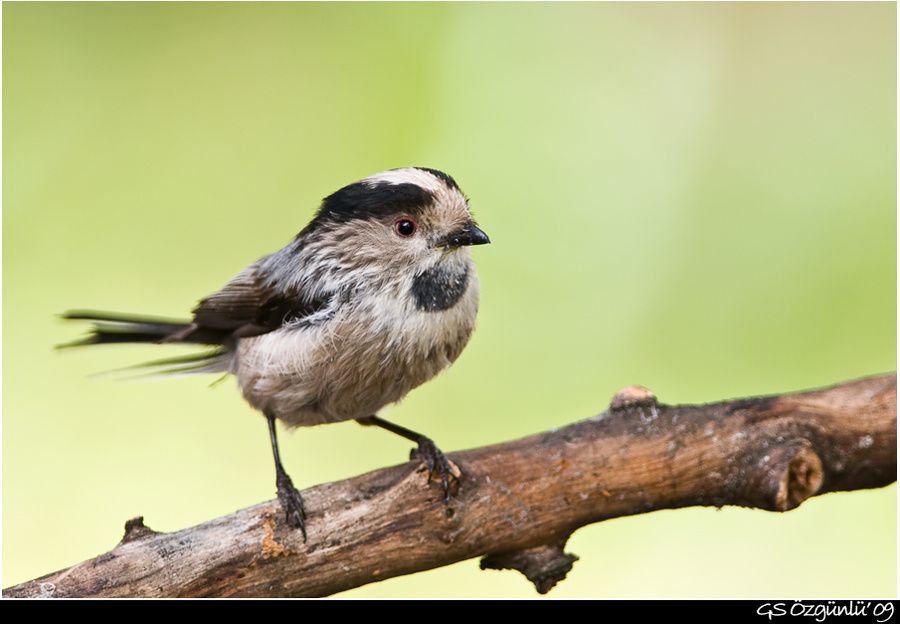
(186, 262, 328, 341)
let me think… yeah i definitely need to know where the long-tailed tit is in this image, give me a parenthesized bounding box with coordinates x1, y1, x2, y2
(62, 167, 490, 539)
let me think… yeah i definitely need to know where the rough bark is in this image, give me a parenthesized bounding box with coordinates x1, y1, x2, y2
(5, 373, 895, 598)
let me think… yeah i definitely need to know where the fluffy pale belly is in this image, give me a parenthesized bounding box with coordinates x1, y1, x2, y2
(233, 278, 479, 427)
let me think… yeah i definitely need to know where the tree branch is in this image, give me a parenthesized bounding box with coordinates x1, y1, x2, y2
(5, 373, 895, 598)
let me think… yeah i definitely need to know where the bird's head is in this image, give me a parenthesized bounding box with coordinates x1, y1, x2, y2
(301, 167, 489, 276)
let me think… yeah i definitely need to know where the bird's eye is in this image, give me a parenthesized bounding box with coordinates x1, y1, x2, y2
(394, 218, 417, 238)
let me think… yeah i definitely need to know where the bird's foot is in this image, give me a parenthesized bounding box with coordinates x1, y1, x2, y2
(410, 437, 462, 502)
(275, 471, 307, 541)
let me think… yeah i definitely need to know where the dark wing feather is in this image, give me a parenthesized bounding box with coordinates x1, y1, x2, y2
(180, 263, 327, 343)
(60, 263, 329, 350)
(192, 266, 272, 331)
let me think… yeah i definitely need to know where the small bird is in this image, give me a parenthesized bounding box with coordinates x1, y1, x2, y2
(62, 167, 489, 539)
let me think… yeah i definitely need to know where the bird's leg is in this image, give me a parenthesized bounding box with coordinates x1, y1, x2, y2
(356, 415, 460, 501)
(265, 411, 307, 540)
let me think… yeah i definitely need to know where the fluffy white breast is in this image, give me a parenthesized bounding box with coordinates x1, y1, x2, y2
(234, 255, 480, 427)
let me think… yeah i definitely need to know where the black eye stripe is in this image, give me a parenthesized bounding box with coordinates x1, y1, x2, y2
(295, 181, 434, 240)
(315, 182, 432, 225)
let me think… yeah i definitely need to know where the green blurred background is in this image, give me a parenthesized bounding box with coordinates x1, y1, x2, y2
(3, 2, 896, 597)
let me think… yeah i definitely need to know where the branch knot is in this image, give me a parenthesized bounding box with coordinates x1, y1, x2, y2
(610, 385, 657, 410)
(120, 516, 159, 544)
(746, 440, 825, 511)
(481, 538, 579, 594)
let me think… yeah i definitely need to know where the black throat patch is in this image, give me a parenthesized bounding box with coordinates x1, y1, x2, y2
(411, 263, 470, 312)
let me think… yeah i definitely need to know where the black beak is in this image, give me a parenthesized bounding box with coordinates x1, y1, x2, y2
(441, 223, 491, 248)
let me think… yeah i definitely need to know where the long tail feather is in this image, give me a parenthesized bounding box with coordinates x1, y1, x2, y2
(58, 310, 193, 348)
(110, 350, 231, 380)
(59, 310, 232, 378)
